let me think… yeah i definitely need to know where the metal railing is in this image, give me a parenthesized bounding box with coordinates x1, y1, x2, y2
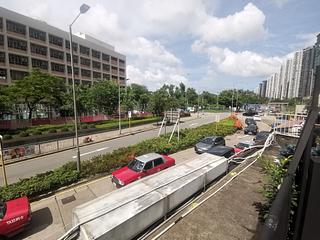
(257, 66, 320, 240)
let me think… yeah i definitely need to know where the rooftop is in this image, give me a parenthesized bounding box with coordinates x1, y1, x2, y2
(136, 153, 163, 163)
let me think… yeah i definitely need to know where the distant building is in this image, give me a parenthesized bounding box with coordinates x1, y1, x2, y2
(0, 7, 126, 86)
(299, 46, 315, 98)
(261, 80, 267, 98)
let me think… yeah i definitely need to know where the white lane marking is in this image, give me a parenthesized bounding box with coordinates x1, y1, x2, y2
(72, 147, 109, 158)
(189, 123, 199, 126)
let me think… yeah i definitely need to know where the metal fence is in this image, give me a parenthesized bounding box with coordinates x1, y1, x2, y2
(273, 113, 307, 137)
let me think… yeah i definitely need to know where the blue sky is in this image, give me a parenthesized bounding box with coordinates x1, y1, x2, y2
(0, 0, 319, 93)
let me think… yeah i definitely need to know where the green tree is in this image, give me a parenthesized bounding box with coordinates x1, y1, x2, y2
(186, 87, 198, 106)
(10, 69, 66, 119)
(0, 86, 14, 117)
(88, 80, 118, 115)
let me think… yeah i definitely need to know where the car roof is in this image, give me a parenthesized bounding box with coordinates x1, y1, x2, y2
(135, 153, 163, 163)
(208, 145, 233, 154)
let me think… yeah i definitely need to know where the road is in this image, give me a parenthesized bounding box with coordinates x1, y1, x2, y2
(15, 116, 271, 240)
(1, 112, 229, 184)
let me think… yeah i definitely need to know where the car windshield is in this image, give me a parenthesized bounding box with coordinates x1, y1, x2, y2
(127, 159, 144, 172)
(236, 143, 250, 149)
(200, 137, 213, 144)
(0, 201, 6, 219)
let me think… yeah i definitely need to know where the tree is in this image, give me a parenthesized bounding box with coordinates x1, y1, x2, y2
(10, 69, 66, 119)
(0, 86, 14, 117)
(88, 80, 118, 115)
(186, 87, 198, 106)
(130, 83, 150, 111)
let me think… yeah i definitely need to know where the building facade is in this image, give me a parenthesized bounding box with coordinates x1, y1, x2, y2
(0, 7, 126, 86)
(299, 46, 315, 98)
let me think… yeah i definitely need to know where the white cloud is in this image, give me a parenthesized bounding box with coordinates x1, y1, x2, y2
(193, 43, 285, 77)
(194, 3, 267, 44)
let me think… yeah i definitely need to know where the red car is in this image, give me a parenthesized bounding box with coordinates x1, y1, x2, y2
(0, 196, 31, 238)
(112, 153, 175, 187)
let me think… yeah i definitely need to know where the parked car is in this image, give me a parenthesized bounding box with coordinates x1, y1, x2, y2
(253, 131, 270, 145)
(111, 153, 175, 187)
(245, 118, 256, 126)
(253, 115, 262, 121)
(243, 109, 257, 116)
(206, 145, 235, 158)
(244, 124, 258, 135)
(234, 140, 255, 153)
(279, 144, 296, 158)
(0, 197, 32, 239)
(195, 136, 225, 154)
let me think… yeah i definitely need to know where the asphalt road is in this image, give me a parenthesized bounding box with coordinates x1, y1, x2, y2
(1, 112, 229, 184)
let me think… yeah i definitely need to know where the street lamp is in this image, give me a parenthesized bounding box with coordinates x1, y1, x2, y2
(118, 78, 122, 135)
(69, 3, 90, 172)
(0, 135, 7, 187)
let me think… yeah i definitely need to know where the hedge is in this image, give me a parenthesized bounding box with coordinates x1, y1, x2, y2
(0, 116, 238, 201)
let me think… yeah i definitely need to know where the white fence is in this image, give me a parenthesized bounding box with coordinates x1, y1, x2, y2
(273, 113, 307, 137)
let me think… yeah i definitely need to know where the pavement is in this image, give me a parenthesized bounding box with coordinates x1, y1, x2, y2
(14, 114, 265, 240)
(1, 112, 229, 184)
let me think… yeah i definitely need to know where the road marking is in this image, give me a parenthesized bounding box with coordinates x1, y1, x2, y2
(189, 123, 199, 126)
(72, 147, 109, 158)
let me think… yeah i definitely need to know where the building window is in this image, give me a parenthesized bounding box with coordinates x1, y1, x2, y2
(7, 37, 27, 51)
(32, 58, 48, 70)
(0, 52, 5, 63)
(102, 53, 109, 62)
(92, 61, 101, 69)
(49, 34, 63, 47)
(50, 48, 64, 60)
(29, 27, 46, 41)
(6, 20, 26, 35)
(93, 71, 101, 79)
(103, 73, 110, 80)
(30, 43, 47, 56)
(0, 68, 7, 79)
(51, 62, 65, 73)
(119, 59, 125, 67)
(10, 70, 28, 80)
(81, 69, 91, 77)
(9, 53, 28, 66)
(112, 75, 118, 81)
(92, 49, 101, 59)
(66, 53, 78, 63)
(119, 68, 125, 76)
(111, 56, 118, 65)
(65, 40, 78, 51)
(0, 35, 3, 46)
(80, 57, 90, 67)
(80, 45, 90, 55)
(102, 64, 110, 72)
(67, 66, 79, 75)
(0, 18, 3, 30)
(111, 66, 118, 74)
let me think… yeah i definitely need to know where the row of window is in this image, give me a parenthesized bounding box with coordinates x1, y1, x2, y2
(0, 68, 113, 82)
(3, 19, 124, 65)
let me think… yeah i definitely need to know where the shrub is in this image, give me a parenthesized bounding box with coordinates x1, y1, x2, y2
(32, 130, 42, 136)
(48, 129, 57, 133)
(81, 124, 88, 129)
(3, 135, 13, 140)
(61, 127, 69, 132)
(19, 132, 29, 137)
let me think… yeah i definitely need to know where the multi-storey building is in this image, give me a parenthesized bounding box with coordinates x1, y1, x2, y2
(0, 7, 126, 86)
(288, 50, 303, 98)
(299, 46, 315, 98)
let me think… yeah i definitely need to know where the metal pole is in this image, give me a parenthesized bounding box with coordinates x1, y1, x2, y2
(0, 135, 8, 187)
(118, 78, 122, 134)
(69, 25, 81, 172)
(231, 88, 234, 114)
(197, 92, 200, 118)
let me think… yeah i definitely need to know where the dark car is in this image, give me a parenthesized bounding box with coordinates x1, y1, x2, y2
(195, 136, 225, 154)
(244, 124, 258, 135)
(206, 145, 235, 158)
(253, 131, 270, 145)
(279, 144, 296, 158)
(245, 118, 256, 126)
(243, 109, 257, 116)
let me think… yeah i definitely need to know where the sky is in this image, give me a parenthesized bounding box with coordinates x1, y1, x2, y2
(0, 0, 319, 93)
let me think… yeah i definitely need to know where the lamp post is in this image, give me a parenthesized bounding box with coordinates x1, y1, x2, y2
(69, 3, 90, 172)
(0, 135, 7, 187)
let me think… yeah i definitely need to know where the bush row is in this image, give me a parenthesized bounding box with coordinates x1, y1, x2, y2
(0, 117, 238, 201)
